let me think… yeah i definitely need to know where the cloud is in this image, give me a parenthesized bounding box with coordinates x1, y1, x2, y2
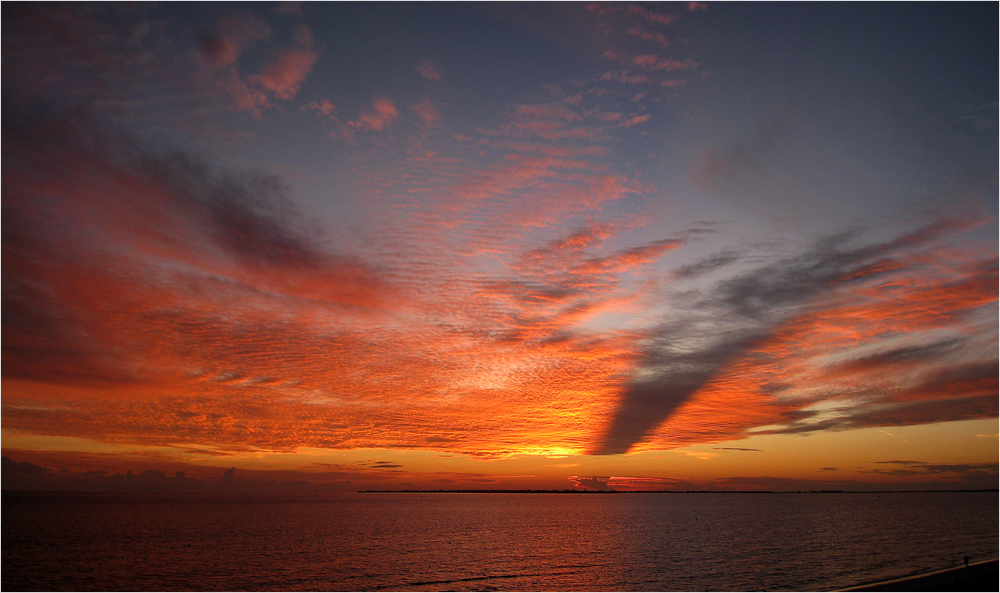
(599, 71, 652, 85)
(862, 460, 999, 478)
(570, 239, 683, 276)
(593, 221, 998, 454)
(2, 4, 197, 119)
(590, 4, 681, 27)
(360, 460, 404, 469)
(483, 100, 611, 144)
(254, 47, 318, 99)
(690, 121, 788, 192)
(353, 96, 400, 132)
(621, 114, 651, 127)
(411, 88, 656, 229)
(271, 2, 304, 17)
(302, 98, 338, 117)
(292, 25, 315, 47)
(3, 2, 991, 467)
(197, 11, 272, 68)
(672, 249, 741, 279)
(585, 4, 704, 102)
(632, 55, 698, 71)
(136, 152, 329, 272)
(628, 5, 679, 26)
(3, 106, 643, 459)
(2, 456, 50, 477)
(823, 339, 965, 377)
(2, 107, 393, 392)
(192, 12, 319, 112)
(440, 155, 641, 227)
(410, 97, 443, 126)
(628, 28, 672, 49)
(198, 35, 240, 68)
(417, 59, 442, 81)
(688, 2, 709, 12)
(571, 476, 614, 490)
(4, 107, 994, 462)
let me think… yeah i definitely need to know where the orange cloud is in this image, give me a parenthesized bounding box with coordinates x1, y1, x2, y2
(3, 112, 655, 459)
(4, 94, 994, 470)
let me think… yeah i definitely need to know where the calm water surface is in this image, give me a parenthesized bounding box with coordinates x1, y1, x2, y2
(3, 491, 997, 591)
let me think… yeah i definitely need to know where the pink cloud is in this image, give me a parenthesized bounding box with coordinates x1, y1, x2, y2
(514, 103, 582, 122)
(688, 2, 709, 12)
(494, 101, 607, 142)
(423, 149, 648, 231)
(195, 12, 318, 112)
(626, 5, 679, 26)
(573, 239, 682, 275)
(448, 159, 557, 204)
(589, 3, 680, 26)
(599, 71, 652, 85)
(628, 28, 672, 48)
(302, 99, 337, 117)
(633, 54, 698, 71)
(271, 2, 304, 17)
(621, 114, 651, 127)
(198, 36, 239, 68)
(354, 96, 400, 132)
(292, 24, 314, 48)
(214, 69, 270, 118)
(504, 143, 609, 157)
(254, 48, 318, 100)
(410, 97, 442, 126)
(417, 59, 442, 81)
(198, 11, 272, 68)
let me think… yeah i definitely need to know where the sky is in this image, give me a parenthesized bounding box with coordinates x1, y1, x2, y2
(2, 1, 998, 492)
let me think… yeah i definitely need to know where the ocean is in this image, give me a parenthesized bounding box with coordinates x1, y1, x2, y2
(2, 491, 996, 591)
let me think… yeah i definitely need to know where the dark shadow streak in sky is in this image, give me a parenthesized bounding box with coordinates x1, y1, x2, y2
(590, 222, 984, 454)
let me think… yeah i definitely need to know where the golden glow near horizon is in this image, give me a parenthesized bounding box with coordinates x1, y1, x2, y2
(2, 3, 997, 491)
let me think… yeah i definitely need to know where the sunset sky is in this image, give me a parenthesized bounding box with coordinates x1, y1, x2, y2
(3, 2, 997, 491)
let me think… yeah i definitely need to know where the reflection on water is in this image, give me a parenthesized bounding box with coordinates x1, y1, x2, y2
(2, 491, 997, 591)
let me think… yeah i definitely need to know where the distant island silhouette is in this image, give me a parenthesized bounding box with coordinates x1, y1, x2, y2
(5, 456, 996, 496)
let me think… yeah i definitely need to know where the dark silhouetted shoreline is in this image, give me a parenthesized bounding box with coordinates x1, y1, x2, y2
(841, 559, 998, 592)
(360, 489, 999, 494)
